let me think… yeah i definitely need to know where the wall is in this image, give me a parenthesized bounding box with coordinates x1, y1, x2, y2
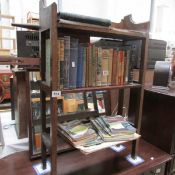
(2, 0, 175, 52)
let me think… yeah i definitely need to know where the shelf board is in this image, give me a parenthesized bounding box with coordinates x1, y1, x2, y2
(0, 56, 40, 66)
(41, 82, 141, 94)
(58, 19, 147, 40)
(62, 83, 142, 93)
(32, 133, 74, 159)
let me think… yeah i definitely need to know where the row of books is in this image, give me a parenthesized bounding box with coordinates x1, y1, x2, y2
(57, 115, 140, 154)
(46, 37, 134, 88)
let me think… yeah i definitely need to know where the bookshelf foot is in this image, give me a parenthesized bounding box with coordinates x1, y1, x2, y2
(126, 154, 144, 166)
(33, 161, 51, 175)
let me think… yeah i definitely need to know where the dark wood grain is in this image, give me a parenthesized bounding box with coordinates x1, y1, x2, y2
(39, 0, 59, 174)
(111, 15, 150, 32)
(131, 36, 149, 159)
(40, 81, 142, 94)
(0, 139, 171, 175)
(12, 70, 29, 139)
(141, 89, 175, 154)
(58, 19, 147, 40)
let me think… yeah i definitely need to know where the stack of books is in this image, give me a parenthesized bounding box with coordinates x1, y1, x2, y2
(57, 120, 99, 147)
(90, 116, 137, 142)
(58, 116, 140, 154)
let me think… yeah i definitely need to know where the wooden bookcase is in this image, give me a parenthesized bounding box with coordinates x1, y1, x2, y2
(39, 1, 148, 174)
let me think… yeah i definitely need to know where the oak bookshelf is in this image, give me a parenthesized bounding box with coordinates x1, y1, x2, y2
(39, 0, 149, 174)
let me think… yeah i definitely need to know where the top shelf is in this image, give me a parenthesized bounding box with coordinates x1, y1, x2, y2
(57, 19, 147, 40)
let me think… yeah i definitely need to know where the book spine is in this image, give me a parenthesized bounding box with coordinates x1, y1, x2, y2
(88, 44, 93, 86)
(77, 44, 83, 88)
(101, 49, 109, 86)
(123, 48, 131, 84)
(111, 49, 117, 85)
(64, 36, 70, 88)
(96, 47, 102, 86)
(121, 50, 125, 85)
(69, 37, 79, 88)
(91, 45, 97, 87)
(108, 48, 113, 85)
(82, 46, 87, 87)
(117, 50, 124, 85)
(58, 38, 65, 89)
(85, 45, 90, 87)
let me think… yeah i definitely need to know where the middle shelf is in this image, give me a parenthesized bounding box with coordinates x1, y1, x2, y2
(40, 81, 142, 94)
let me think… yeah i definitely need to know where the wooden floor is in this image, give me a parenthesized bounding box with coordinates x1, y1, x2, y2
(0, 139, 171, 175)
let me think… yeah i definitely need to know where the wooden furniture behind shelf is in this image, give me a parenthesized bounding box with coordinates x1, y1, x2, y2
(12, 69, 29, 138)
(133, 69, 154, 87)
(140, 88, 175, 174)
(0, 56, 41, 138)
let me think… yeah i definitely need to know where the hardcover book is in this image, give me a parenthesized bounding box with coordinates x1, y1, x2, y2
(69, 37, 79, 88)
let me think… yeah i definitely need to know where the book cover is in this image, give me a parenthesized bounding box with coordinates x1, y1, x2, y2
(88, 44, 93, 86)
(69, 37, 79, 88)
(107, 48, 113, 85)
(91, 45, 97, 87)
(77, 44, 83, 88)
(64, 36, 70, 88)
(117, 50, 124, 85)
(111, 49, 118, 85)
(101, 48, 110, 86)
(77, 43, 88, 88)
(82, 46, 87, 87)
(123, 46, 131, 84)
(58, 120, 97, 142)
(96, 47, 102, 86)
(58, 38, 65, 88)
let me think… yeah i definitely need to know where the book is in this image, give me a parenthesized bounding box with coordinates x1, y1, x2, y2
(88, 44, 97, 86)
(117, 50, 125, 85)
(101, 49, 110, 86)
(88, 44, 93, 86)
(77, 43, 88, 88)
(69, 37, 79, 88)
(90, 116, 136, 142)
(96, 47, 102, 86)
(111, 49, 118, 85)
(58, 120, 97, 142)
(64, 36, 70, 88)
(58, 38, 65, 88)
(123, 46, 131, 84)
(107, 48, 113, 85)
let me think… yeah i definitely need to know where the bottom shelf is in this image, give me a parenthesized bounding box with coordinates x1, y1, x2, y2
(31, 134, 74, 159)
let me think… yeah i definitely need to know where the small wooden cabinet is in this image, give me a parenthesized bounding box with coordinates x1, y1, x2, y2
(141, 88, 175, 174)
(12, 70, 29, 139)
